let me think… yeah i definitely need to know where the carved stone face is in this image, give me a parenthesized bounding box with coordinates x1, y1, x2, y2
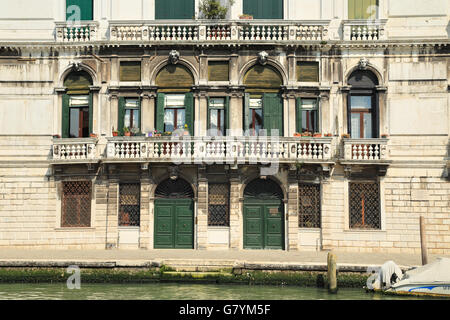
(358, 57, 369, 70)
(258, 51, 269, 65)
(71, 62, 82, 72)
(169, 50, 180, 65)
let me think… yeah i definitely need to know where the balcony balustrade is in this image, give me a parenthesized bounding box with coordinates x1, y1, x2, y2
(52, 138, 98, 161)
(55, 22, 99, 42)
(342, 20, 387, 41)
(342, 138, 389, 162)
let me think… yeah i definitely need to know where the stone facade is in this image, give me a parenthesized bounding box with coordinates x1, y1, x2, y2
(0, 0, 448, 253)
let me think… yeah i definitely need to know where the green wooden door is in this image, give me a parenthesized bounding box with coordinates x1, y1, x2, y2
(243, 0, 283, 19)
(243, 200, 284, 250)
(155, 0, 195, 19)
(154, 199, 194, 249)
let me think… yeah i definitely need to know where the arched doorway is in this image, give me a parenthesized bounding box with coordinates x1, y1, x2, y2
(62, 70, 93, 138)
(243, 64, 284, 136)
(243, 178, 285, 250)
(154, 178, 194, 249)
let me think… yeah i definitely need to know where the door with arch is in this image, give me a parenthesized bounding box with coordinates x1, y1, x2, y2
(154, 178, 194, 249)
(243, 179, 285, 250)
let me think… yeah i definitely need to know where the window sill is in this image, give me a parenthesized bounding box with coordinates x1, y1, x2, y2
(343, 229, 386, 233)
(54, 227, 96, 231)
(207, 226, 230, 230)
(298, 228, 321, 232)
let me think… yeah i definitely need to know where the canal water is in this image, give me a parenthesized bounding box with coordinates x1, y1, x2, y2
(0, 283, 437, 300)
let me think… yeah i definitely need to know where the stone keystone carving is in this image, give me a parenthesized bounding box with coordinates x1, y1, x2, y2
(169, 50, 180, 65)
(70, 61, 82, 72)
(258, 51, 269, 65)
(358, 57, 369, 70)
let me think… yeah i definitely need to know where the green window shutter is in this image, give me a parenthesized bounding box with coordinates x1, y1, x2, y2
(348, 0, 378, 19)
(155, 0, 194, 19)
(263, 93, 283, 136)
(62, 94, 70, 138)
(66, 0, 93, 21)
(185, 93, 194, 135)
(118, 97, 126, 134)
(156, 93, 165, 133)
(225, 96, 230, 135)
(296, 97, 302, 134)
(88, 92, 93, 134)
(244, 93, 250, 133)
(207, 97, 211, 131)
(243, 0, 283, 19)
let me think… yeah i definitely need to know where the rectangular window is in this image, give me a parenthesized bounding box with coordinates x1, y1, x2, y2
(155, 0, 195, 19)
(164, 94, 186, 132)
(208, 61, 229, 82)
(120, 61, 141, 82)
(243, 0, 283, 19)
(299, 184, 321, 228)
(297, 62, 319, 82)
(61, 181, 92, 227)
(119, 183, 140, 227)
(66, 0, 93, 21)
(208, 183, 230, 227)
(208, 98, 225, 135)
(350, 95, 373, 139)
(349, 181, 381, 230)
(249, 97, 263, 136)
(69, 95, 90, 138)
(297, 98, 319, 134)
(124, 98, 141, 130)
(348, 0, 378, 20)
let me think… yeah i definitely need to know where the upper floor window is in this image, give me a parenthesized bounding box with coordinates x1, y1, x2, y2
(208, 97, 229, 136)
(296, 98, 319, 134)
(62, 70, 93, 138)
(347, 70, 379, 139)
(164, 94, 186, 132)
(118, 98, 141, 134)
(243, 0, 283, 19)
(348, 0, 378, 20)
(66, 0, 93, 21)
(155, 0, 195, 19)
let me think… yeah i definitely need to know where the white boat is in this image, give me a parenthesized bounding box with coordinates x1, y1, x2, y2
(387, 257, 450, 297)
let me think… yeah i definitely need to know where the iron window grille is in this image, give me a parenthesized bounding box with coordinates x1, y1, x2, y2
(61, 181, 92, 227)
(208, 183, 230, 227)
(298, 183, 321, 228)
(349, 181, 381, 230)
(119, 183, 141, 227)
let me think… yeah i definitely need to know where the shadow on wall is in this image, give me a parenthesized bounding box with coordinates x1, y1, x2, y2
(447, 20, 450, 39)
(445, 140, 450, 181)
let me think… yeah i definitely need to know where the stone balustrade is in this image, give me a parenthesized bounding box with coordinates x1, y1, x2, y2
(55, 22, 99, 42)
(343, 138, 389, 161)
(342, 20, 387, 41)
(105, 136, 333, 164)
(52, 138, 98, 161)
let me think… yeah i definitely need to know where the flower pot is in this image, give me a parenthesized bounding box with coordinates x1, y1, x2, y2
(313, 133, 322, 138)
(293, 133, 301, 137)
(90, 133, 97, 138)
(183, 131, 189, 136)
(124, 132, 131, 137)
(52, 135, 61, 139)
(112, 132, 119, 137)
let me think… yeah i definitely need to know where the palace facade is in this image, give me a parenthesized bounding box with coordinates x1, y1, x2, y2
(0, 0, 449, 253)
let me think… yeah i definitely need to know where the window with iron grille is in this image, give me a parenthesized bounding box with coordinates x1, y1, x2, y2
(208, 183, 230, 227)
(298, 183, 321, 228)
(119, 183, 140, 227)
(61, 181, 92, 227)
(349, 181, 381, 230)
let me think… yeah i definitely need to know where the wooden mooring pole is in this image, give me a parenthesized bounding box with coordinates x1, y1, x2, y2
(327, 251, 337, 293)
(420, 216, 428, 266)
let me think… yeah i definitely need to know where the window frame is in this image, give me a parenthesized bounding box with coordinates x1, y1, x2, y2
(347, 180, 382, 231)
(208, 97, 226, 135)
(118, 183, 141, 227)
(298, 182, 322, 229)
(60, 180, 93, 228)
(208, 183, 230, 227)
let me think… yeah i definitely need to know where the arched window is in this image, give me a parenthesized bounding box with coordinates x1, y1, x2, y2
(62, 70, 93, 138)
(347, 70, 379, 139)
(155, 64, 194, 135)
(243, 64, 283, 136)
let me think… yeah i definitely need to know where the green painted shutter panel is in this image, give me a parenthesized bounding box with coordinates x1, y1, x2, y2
(88, 92, 93, 134)
(155, 0, 194, 19)
(263, 93, 283, 136)
(243, 0, 283, 19)
(185, 93, 194, 135)
(120, 62, 141, 82)
(296, 98, 302, 133)
(66, 0, 93, 21)
(118, 97, 126, 134)
(244, 93, 250, 134)
(207, 97, 211, 130)
(297, 62, 319, 82)
(62, 94, 70, 138)
(156, 93, 165, 133)
(225, 96, 230, 135)
(208, 61, 229, 82)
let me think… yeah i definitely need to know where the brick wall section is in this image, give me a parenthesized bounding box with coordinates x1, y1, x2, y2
(197, 180, 208, 249)
(287, 181, 298, 251)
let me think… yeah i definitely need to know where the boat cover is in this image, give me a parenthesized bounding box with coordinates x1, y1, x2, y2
(392, 257, 450, 288)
